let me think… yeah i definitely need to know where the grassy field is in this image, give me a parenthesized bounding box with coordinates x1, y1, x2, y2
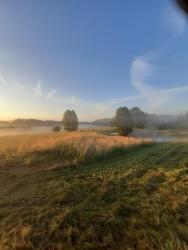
(0, 131, 187, 249)
(0, 131, 143, 167)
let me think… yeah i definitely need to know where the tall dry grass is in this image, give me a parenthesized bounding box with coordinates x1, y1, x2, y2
(0, 131, 145, 164)
(0, 131, 141, 155)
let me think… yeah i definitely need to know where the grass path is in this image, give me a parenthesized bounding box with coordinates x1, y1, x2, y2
(0, 143, 188, 249)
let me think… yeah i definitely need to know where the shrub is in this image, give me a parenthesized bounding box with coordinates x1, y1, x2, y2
(52, 126, 61, 132)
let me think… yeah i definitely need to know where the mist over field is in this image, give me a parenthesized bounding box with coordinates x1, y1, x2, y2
(0, 1, 188, 250)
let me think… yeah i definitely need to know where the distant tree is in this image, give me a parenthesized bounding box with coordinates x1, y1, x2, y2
(130, 107, 147, 129)
(113, 107, 133, 136)
(177, 112, 188, 129)
(62, 110, 78, 131)
(52, 125, 61, 132)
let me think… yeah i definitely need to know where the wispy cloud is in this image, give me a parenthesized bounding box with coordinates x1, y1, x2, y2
(47, 89, 56, 99)
(0, 74, 7, 85)
(163, 5, 187, 36)
(70, 96, 80, 104)
(1, 61, 188, 120)
(131, 58, 155, 94)
(34, 82, 42, 97)
(130, 56, 188, 112)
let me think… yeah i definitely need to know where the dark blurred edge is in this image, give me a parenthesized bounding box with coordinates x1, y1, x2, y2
(176, 0, 188, 14)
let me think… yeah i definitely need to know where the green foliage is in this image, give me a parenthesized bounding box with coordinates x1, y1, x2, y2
(62, 110, 78, 131)
(130, 107, 147, 129)
(113, 107, 133, 136)
(52, 125, 61, 132)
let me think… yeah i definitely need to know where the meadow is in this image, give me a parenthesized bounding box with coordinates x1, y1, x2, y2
(0, 131, 187, 249)
(0, 131, 143, 165)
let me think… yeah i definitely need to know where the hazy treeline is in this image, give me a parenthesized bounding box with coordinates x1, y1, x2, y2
(0, 119, 61, 128)
(0, 110, 188, 130)
(147, 112, 188, 130)
(95, 109, 188, 130)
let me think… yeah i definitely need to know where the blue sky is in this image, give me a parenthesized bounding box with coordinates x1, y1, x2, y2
(0, 0, 188, 121)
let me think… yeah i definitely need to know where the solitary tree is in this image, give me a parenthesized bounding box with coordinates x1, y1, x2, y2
(113, 107, 133, 136)
(130, 107, 147, 129)
(62, 110, 78, 131)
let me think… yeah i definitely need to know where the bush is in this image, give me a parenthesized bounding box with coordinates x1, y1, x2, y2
(52, 126, 61, 132)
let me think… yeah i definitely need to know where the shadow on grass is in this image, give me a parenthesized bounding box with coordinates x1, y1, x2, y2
(23, 142, 153, 168)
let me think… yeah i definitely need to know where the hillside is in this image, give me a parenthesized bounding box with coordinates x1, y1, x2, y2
(0, 132, 187, 250)
(92, 118, 112, 126)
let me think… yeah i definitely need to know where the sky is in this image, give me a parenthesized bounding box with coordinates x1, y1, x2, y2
(0, 0, 188, 121)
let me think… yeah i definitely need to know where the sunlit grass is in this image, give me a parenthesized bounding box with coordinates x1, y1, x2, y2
(0, 142, 187, 249)
(0, 131, 145, 165)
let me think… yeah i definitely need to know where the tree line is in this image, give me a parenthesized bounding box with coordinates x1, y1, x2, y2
(112, 107, 147, 135)
(55, 107, 188, 135)
(60, 107, 147, 136)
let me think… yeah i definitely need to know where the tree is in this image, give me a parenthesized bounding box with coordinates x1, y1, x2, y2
(62, 110, 78, 131)
(113, 107, 133, 136)
(130, 107, 147, 129)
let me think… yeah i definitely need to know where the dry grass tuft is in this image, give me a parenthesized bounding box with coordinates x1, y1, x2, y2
(0, 131, 143, 159)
